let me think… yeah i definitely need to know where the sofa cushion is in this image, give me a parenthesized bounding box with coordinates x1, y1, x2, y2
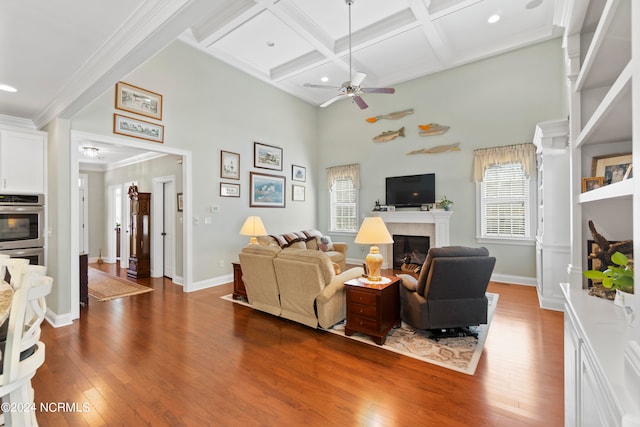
(241, 244, 281, 256)
(318, 235, 334, 252)
(417, 246, 490, 295)
(270, 233, 306, 248)
(277, 248, 335, 284)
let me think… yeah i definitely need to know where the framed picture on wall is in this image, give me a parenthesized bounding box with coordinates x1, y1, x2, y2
(254, 142, 283, 171)
(220, 182, 240, 198)
(292, 165, 306, 182)
(292, 184, 305, 201)
(115, 81, 163, 120)
(250, 172, 285, 208)
(113, 114, 164, 143)
(220, 150, 240, 180)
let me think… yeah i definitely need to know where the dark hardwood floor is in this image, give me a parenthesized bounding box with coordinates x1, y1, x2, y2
(33, 263, 564, 426)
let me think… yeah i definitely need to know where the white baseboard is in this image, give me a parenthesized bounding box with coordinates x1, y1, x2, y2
(172, 275, 184, 286)
(185, 274, 232, 292)
(45, 308, 74, 328)
(491, 273, 536, 287)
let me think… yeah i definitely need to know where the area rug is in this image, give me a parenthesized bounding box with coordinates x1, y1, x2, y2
(88, 267, 154, 301)
(221, 292, 498, 375)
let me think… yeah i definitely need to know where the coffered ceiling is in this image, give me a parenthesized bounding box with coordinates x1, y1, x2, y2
(0, 0, 565, 137)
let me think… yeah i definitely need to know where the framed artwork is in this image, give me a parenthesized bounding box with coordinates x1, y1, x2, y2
(113, 114, 164, 143)
(582, 176, 603, 192)
(177, 193, 184, 212)
(592, 153, 632, 185)
(220, 150, 240, 180)
(292, 165, 306, 182)
(250, 172, 285, 208)
(115, 81, 163, 120)
(220, 182, 240, 198)
(254, 142, 283, 171)
(292, 184, 305, 201)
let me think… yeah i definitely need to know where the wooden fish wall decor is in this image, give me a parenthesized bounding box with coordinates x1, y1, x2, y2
(373, 127, 405, 143)
(418, 123, 450, 136)
(366, 109, 414, 123)
(406, 143, 460, 155)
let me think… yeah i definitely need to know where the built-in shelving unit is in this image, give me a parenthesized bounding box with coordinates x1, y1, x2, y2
(563, 0, 640, 425)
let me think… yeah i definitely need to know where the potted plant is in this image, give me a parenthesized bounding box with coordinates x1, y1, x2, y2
(583, 251, 634, 306)
(438, 196, 453, 211)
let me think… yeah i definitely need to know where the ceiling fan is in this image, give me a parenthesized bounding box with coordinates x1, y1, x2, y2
(304, 0, 395, 109)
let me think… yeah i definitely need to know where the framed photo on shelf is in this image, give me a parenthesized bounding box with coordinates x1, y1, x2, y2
(250, 172, 285, 208)
(292, 165, 306, 182)
(220, 182, 240, 198)
(582, 176, 604, 192)
(220, 150, 240, 180)
(177, 193, 184, 212)
(113, 114, 164, 143)
(592, 153, 632, 185)
(292, 184, 305, 201)
(254, 142, 283, 171)
(115, 81, 163, 120)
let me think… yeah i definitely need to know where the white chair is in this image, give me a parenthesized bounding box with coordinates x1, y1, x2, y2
(0, 272, 53, 426)
(5, 259, 29, 289)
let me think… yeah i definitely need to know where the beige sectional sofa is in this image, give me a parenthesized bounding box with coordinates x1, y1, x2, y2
(239, 244, 363, 329)
(255, 229, 347, 272)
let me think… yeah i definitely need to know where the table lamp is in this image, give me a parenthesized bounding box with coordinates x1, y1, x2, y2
(354, 217, 394, 281)
(239, 216, 267, 245)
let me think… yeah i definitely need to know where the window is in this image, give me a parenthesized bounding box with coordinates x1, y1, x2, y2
(327, 164, 360, 233)
(479, 163, 531, 239)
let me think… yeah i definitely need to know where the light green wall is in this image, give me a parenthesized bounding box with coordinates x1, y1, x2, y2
(316, 38, 567, 279)
(71, 40, 318, 283)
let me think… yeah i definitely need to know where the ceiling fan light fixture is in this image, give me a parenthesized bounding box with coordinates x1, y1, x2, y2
(83, 146, 99, 158)
(320, 76, 329, 82)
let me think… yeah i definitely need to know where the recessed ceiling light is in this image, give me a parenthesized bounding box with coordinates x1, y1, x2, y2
(0, 84, 17, 93)
(321, 77, 329, 82)
(266, 41, 275, 47)
(526, 0, 543, 10)
(488, 14, 501, 23)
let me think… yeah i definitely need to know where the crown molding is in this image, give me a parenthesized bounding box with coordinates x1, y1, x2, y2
(0, 114, 36, 129)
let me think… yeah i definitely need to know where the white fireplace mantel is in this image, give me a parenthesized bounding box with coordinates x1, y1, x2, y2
(370, 210, 452, 268)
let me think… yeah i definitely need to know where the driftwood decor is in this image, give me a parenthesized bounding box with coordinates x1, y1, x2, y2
(587, 220, 633, 270)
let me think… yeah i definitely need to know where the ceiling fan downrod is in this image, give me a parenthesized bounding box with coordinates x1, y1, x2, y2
(346, 0, 354, 83)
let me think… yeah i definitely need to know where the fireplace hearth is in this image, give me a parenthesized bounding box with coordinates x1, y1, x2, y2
(392, 235, 430, 269)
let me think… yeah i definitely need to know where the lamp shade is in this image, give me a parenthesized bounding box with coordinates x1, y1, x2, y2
(239, 216, 267, 244)
(354, 217, 393, 245)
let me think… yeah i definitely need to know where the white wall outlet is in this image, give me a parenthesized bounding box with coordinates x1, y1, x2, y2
(204, 216, 212, 224)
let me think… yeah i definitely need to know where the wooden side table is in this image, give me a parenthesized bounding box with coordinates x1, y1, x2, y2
(344, 276, 400, 345)
(232, 262, 247, 300)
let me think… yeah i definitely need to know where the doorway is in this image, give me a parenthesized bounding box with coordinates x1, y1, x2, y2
(152, 176, 176, 279)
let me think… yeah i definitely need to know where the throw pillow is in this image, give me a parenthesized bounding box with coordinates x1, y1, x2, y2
(318, 235, 334, 252)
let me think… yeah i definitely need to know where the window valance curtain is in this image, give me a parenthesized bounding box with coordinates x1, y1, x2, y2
(327, 164, 360, 190)
(473, 143, 536, 182)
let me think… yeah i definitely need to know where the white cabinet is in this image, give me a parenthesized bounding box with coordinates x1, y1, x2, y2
(533, 120, 570, 311)
(562, 0, 640, 425)
(0, 127, 46, 194)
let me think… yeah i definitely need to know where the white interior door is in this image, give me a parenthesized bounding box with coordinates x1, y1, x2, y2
(151, 176, 175, 279)
(163, 181, 175, 278)
(78, 174, 88, 255)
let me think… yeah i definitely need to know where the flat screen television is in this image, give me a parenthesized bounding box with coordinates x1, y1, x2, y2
(385, 173, 435, 207)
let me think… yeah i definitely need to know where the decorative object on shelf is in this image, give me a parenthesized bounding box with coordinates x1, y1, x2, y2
(582, 176, 604, 192)
(587, 220, 633, 272)
(292, 184, 305, 201)
(220, 182, 240, 198)
(354, 217, 394, 282)
(303, 0, 394, 110)
(249, 172, 285, 208)
(406, 143, 460, 155)
(583, 251, 634, 295)
(365, 108, 414, 123)
(373, 127, 405, 143)
(592, 153, 632, 185)
(373, 200, 381, 211)
(115, 81, 163, 120)
(254, 142, 283, 171)
(220, 150, 240, 180)
(113, 114, 164, 143)
(239, 216, 267, 245)
(437, 196, 453, 211)
(291, 164, 306, 182)
(177, 193, 183, 211)
(418, 123, 450, 136)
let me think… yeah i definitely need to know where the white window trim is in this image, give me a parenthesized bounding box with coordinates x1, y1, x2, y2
(329, 184, 359, 233)
(475, 171, 537, 245)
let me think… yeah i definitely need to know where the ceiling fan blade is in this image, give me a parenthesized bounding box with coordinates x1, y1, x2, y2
(320, 94, 346, 107)
(352, 96, 368, 109)
(362, 87, 395, 94)
(351, 72, 367, 87)
(304, 83, 341, 89)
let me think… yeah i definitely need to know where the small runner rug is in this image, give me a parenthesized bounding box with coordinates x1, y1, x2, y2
(221, 292, 498, 375)
(88, 267, 154, 301)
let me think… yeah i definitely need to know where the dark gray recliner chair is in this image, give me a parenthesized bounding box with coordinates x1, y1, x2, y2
(398, 246, 496, 339)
